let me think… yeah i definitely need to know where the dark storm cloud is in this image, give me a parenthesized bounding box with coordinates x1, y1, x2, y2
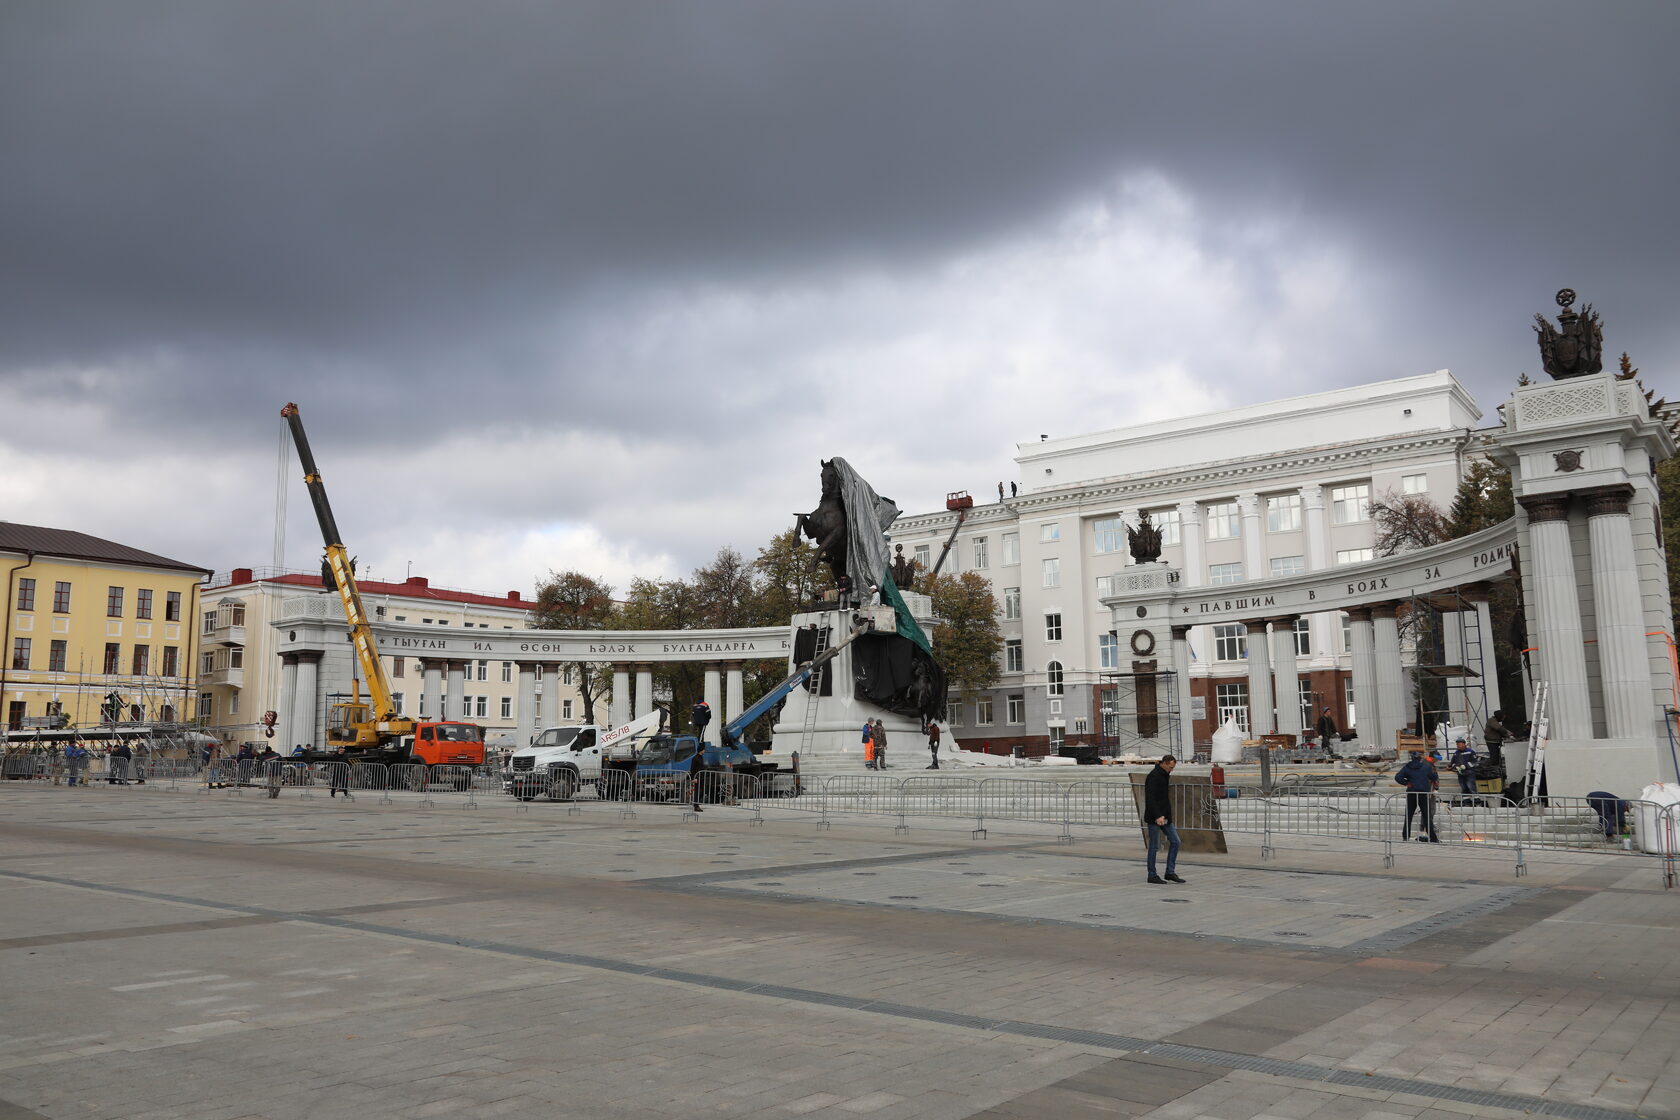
(2, 1, 1676, 583)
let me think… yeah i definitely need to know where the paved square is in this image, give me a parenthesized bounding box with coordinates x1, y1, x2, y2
(1, 785, 1675, 1120)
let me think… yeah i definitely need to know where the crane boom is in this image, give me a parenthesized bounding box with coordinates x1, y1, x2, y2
(280, 403, 401, 729)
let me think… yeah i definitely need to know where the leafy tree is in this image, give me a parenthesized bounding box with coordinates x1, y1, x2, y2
(752, 528, 825, 624)
(530, 570, 614, 723)
(1448, 457, 1515, 537)
(920, 570, 1002, 702)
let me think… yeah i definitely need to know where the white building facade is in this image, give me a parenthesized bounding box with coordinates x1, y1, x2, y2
(889, 371, 1484, 753)
(196, 568, 589, 749)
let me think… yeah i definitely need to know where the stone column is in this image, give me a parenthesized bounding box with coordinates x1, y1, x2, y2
(703, 668, 722, 732)
(610, 664, 630, 728)
(515, 663, 538, 746)
(1301, 484, 1335, 664)
(445, 661, 466, 723)
(1372, 602, 1408, 750)
(1177, 502, 1206, 703)
(634, 663, 653, 718)
(1520, 495, 1592, 740)
(1244, 620, 1274, 735)
(1268, 617, 1303, 740)
(421, 660, 443, 721)
(1238, 493, 1264, 579)
(1347, 608, 1378, 748)
(292, 651, 321, 749)
(1171, 625, 1196, 754)
(725, 661, 745, 726)
(1585, 485, 1653, 739)
(276, 653, 299, 749)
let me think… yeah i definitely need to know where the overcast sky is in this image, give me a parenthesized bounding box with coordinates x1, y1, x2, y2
(3, 1, 1675, 595)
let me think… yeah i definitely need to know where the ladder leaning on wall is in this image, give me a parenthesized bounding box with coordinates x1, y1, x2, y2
(1524, 680, 1551, 801)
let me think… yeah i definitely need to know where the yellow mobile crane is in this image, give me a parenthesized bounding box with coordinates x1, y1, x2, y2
(281, 404, 486, 768)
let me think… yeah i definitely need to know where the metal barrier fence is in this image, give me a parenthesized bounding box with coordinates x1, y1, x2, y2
(9, 758, 1677, 886)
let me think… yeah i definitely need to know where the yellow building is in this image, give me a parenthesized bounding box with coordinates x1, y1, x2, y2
(2, 522, 211, 732)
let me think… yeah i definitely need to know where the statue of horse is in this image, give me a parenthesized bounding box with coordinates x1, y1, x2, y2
(798, 459, 849, 584)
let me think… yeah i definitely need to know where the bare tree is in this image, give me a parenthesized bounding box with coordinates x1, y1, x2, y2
(1369, 490, 1448, 557)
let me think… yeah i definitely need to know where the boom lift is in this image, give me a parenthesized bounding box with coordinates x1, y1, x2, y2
(280, 403, 485, 768)
(929, 491, 972, 577)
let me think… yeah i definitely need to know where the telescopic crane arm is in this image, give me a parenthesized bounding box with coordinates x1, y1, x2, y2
(280, 403, 401, 726)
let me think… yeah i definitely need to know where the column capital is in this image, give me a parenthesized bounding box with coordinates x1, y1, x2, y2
(1459, 582, 1495, 605)
(1170, 625, 1194, 640)
(1300, 483, 1324, 508)
(1237, 493, 1261, 517)
(281, 652, 300, 666)
(516, 661, 538, 675)
(1518, 493, 1571, 523)
(1579, 482, 1635, 517)
(1370, 602, 1402, 621)
(1176, 499, 1201, 522)
(293, 650, 323, 665)
(1346, 606, 1374, 623)
(1264, 615, 1300, 628)
(722, 660, 746, 672)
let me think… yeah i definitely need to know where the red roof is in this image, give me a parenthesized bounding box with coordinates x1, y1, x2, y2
(210, 569, 530, 611)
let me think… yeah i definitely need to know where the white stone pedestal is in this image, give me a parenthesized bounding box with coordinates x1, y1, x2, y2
(767, 595, 935, 770)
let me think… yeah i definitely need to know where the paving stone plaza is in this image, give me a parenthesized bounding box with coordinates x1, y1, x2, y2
(1, 784, 1675, 1120)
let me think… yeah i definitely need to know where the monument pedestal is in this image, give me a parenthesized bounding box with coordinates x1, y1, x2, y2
(768, 594, 935, 769)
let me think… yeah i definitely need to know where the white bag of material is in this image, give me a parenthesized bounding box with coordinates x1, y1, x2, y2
(1211, 718, 1245, 764)
(1636, 783, 1680, 855)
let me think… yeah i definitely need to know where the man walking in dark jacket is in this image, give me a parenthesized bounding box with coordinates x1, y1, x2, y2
(688, 739, 706, 813)
(1395, 750, 1440, 841)
(1143, 755, 1185, 884)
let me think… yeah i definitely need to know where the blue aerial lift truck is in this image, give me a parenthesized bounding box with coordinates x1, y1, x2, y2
(627, 616, 872, 801)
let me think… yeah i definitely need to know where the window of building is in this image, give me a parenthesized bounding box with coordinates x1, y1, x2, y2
(103, 643, 120, 674)
(392, 657, 405, 678)
(1092, 517, 1124, 554)
(1045, 613, 1063, 641)
(54, 582, 71, 613)
(1344, 680, 1357, 728)
(165, 590, 181, 621)
(1040, 523, 1060, 543)
(162, 646, 178, 677)
(229, 647, 243, 670)
(1205, 501, 1240, 540)
(1331, 483, 1372, 524)
(1152, 509, 1181, 546)
(947, 702, 962, 727)
(500, 696, 512, 719)
(1048, 725, 1065, 750)
(136, 589, 153, 620)
(422, 618, 432, 625)
(501, 662, 513, 683)
(200, 692, 214, 720)
(1293, 617, 1310, 656)
(1266, 494, 1302, 532)
(131, 646, 149, 675)
(1341, 613, 1352, 653)
(1001, 532, 1020, 566)
(1270, 555, 1306, 578)
(201, 650, 215, 675)
(391, 691, 405, 716)
(374, 605, 386, 621)
(1095, 574, 1116, 599)
(394, 615, 407, 622)
(1216, 682, 1250, 732)
(476, 659, 488, 681)
(562, 699, 574, 720)
(49, 639, 67, 673)
(1007, 695, 1025, 724)
(15, 578, 34, 612)
(1209, 562, 1243, 585)
(475, 696, 488, 718)
(972, 537, 988, 569)
(1003, 587, 1021, 620)
(1298, 679, 1313, 730)
(1042, 558, 1060, 588)
(201, 610, 217, 635)
(913, 544, 931, 571)
(1402, 473, 1428, 494)
(1213, 624, 1247, 661)
(1099, 632, 1120, 669)
(107, 586, 124, 618)
(534, 664, 544, 681)
(1335, 547, 1374, 565)
(1046, 661, 1064, 697)
(976, 697, 994, 725)
(11, 637, 30, 670)
(1004, 639, 1023, 673)
(563, 666, 574, 686)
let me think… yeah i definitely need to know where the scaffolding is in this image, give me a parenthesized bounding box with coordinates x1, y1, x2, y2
(1406, 588, 1492, 744)
(1095, 669, 1183, 759)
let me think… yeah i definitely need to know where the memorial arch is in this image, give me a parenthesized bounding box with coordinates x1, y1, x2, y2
(1108, 369, 1676, 797)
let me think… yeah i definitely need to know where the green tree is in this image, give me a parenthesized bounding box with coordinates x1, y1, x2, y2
(921, 570, 1002, 702)
(752, 528, 824, 624)
(1448, 457, 1515, 537)
(530, 571, 616, 724)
